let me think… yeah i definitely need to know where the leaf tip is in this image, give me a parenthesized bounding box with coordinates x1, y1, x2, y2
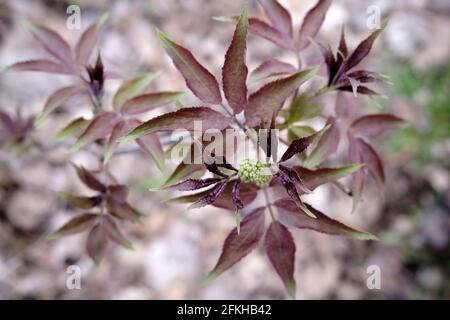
(204, 270, 219, 284)
(98, 12, 109, 27)
(286, 280, 296, 299)
(354, 231, 379, 241)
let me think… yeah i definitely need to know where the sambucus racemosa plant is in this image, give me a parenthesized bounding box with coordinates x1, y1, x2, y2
(2, 0, 406, 298)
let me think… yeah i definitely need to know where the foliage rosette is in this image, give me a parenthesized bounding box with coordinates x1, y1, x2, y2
(1, 0, 408, 299)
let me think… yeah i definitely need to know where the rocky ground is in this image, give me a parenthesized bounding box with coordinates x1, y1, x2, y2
(0, 0, 449, 299)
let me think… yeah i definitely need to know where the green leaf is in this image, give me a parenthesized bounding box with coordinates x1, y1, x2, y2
(53, 117, 89, 141)
(286, 93, 324, 124)
(113, 72, 160, 109)
(304, 117, 340, 168)
(159, 162, 205, 189)
(287, 125, 316, 142)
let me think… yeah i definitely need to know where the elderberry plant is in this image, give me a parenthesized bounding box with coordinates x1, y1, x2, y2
(1, 0, 407, 298)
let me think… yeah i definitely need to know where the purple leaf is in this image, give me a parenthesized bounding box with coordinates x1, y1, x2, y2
(272, 172, 316, 218)
(26, 22, 74, 70)
(258, 0, 293, 37)
(297, 0, 332, 51)
(70, 112, 121, 152)
(105, 195, 141, 222)
(207, 207, 265, 281)
(222, 6, 248, 114)
(75, 13, 108, 67)
(86, 223, 108, 265)
(165, 178, 222, 191)
(158, 31, 221, 104)
(280, 129, 319, 162)
(120, 107, 230, 142)
(264, 221, 296, 298)
(59, 192, 102, 210)
(121, 91, 185, 115)
(103, 119, 128, 165)
(345, 23, 386, 71)
(107, 185, 129, 203)
(231, 178, 244, 210)
(246, 67, 318, 128)
(165, 181, 258, 209)
(0, 111, 15, 135)
(338, 85, 379, 96)
(274, 199, 378, 240)
(249, 18, 295, 50)
(4, 59, 72, 74)
(318, 43, 338, 85)
(350, 114, 405, 138)
(102, 215, 133, 250)
(348, 133, 365, 211)
(215, 16, 295, 50)
(357, 138, 385, 187)
(204, 162, 228, 178)
(335, 91, 357, 118)
(135, 132, 166, 173)
(188, 180, 229, 209)
(278, 164, 311, 194)
(86, 53, 105, 99)
(37, 85, 85, 124)
(73, 165, 106, 192)
(212, 182, 258, 211)
(250, 58, 297, 82)
(336, 26, 348, 66)
(50, 213, 98, 238)
(346, 70, 381, 83)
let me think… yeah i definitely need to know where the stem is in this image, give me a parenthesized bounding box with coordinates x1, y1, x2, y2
(219, 102, 260, 150)
(263, 187, 276, 221)
(296, 52, 303, 70)
(311, 85, 332, 99)
(219, 103, 246, 131)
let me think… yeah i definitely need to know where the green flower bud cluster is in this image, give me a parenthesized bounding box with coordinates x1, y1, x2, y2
(238, 158, 271, 187)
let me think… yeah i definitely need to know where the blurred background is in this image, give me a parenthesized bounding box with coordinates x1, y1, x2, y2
(0, 0, 449, 299)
